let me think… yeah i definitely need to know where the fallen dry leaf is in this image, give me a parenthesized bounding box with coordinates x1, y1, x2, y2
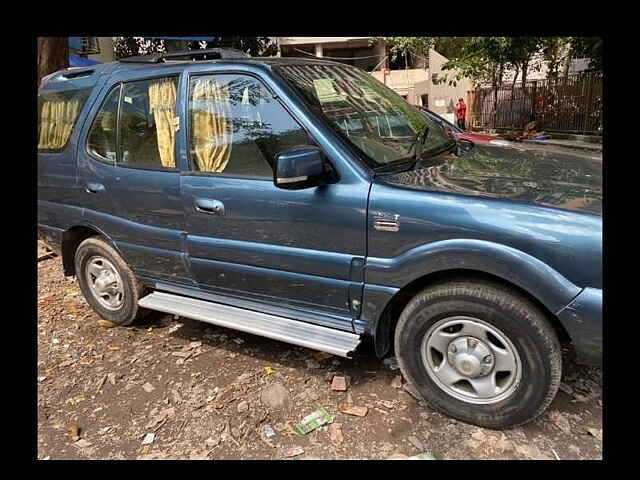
(284, 447, 304, 458)
(586, 427, 603, 441)
(339, 402, 368, 417)
(97, 320, 117, 328)
(312, 351, 333, 361)
(331, 375, 348, 391)
(328, 422, 344, 444)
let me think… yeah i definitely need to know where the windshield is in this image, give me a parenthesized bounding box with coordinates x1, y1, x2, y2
(421, 109, 462, 133)
(275, 63, 454, 168)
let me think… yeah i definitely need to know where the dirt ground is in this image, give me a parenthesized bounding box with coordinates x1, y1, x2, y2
(36, 243, 603, 460)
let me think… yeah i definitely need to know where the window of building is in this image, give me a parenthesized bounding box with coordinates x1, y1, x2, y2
(188, 74, 312, 178)
(119, 77, 179, 169)
(38, 88, 91, 152)
(86, 85, 120, 162)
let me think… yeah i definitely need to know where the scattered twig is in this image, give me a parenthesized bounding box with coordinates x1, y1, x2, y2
(176, 419, 188, 437)
(152, 418, 168, 433)
(38, 252, 57, 263)
(96, 374, 108, 394)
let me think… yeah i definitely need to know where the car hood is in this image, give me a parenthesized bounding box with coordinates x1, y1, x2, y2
(376, 143, 602, 215)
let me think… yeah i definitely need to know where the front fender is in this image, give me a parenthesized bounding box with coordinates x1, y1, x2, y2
(366, 238, 581, 314)
(362, 239, 584, 356)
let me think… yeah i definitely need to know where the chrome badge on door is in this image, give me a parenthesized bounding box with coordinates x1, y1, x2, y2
(374, 212, 400, 232)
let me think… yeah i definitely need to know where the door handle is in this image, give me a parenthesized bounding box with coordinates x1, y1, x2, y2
(86, 182, 105, 194)
(195, 198, 225, 216)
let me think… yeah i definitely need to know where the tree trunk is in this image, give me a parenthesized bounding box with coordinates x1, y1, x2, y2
(38, 37, 69, 86)
(521, 59, 529, 87)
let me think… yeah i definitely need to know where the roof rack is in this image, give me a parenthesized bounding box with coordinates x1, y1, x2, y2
(120, 48, 250, 64)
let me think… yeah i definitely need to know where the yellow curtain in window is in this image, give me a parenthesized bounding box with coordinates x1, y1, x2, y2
(38, 97, 81, 150)
(191, 78, 232, 173)
(148, 79, 178, 168)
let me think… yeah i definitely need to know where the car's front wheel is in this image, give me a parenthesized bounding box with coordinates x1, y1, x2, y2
(75, 237, 148, 326)
(394, 279, 562, 429)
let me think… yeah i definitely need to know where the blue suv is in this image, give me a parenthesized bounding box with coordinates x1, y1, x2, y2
(37, 49, 602, 428)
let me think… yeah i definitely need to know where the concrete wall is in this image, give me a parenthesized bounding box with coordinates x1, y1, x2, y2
(278, 37, 372, 46)
(427, 49, 472, 122)
(371, 68, 429, 101)
(88, 37, 115, 63)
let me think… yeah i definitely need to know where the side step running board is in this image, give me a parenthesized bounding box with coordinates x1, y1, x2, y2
(139, 291, 362, 358)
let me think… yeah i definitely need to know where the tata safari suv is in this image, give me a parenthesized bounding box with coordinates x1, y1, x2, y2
(37, 49, 602, 429)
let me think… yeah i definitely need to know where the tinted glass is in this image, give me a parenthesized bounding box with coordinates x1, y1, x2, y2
(38, 88, 91, 152)
(86, 86, 120, 162)
(189, 74, 311, 177)
(276, 64, 453, 167)
(119, 77, 179, 169)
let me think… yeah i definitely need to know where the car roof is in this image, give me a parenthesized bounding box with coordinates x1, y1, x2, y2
(40, 56, 348, 92)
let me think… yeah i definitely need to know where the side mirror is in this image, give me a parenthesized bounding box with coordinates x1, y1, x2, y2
(274, 146, 334, 190)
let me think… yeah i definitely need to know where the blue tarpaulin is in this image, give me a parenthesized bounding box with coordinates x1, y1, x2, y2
(69, 54, 101, 67)
(68, 37, 83, 50)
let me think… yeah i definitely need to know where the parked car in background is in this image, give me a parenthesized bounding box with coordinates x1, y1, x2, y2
(38, 51, 602, 429)
(419, 107, 510, 146)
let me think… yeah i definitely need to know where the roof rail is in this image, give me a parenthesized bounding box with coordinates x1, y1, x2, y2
(120, 48, 249, 64)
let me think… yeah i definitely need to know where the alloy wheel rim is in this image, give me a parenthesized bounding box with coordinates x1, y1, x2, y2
(421, 316, 521, 404)
(85, 256, 124, 311)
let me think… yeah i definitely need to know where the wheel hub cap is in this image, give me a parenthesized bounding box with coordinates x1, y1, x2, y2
(85, 256, 124, 311)
(448, 336, 494, 378)
(421, 316, 522, 405)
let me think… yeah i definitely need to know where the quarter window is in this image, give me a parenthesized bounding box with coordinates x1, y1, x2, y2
(188, 74, 311, 177)
(119, 77, 179, 169)
(38, 88, 91, 152)
(87, 85, 120, 162)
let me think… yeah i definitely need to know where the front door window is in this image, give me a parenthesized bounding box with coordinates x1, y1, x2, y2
(188, 74, 312, 178)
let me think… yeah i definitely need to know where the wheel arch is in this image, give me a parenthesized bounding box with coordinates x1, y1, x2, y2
(372, 268, 572, 359)
(61, 223, 122, 276)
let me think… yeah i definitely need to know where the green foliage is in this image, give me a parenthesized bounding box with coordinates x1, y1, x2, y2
(113, 36, 276, 60)
(113, 37, 165, 60)
(373, 37, 435, 63)
(436, 37, 547, 87)
(568, 37, 602, 72)
(202, 37, 276, 57)
(433, 37, 470, 60)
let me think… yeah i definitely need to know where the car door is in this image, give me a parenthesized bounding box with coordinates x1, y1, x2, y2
(77, 71, 190, 284)
(180, 71, 369, 330)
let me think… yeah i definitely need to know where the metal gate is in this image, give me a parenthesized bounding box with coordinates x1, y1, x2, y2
(470, 72, 602, 135)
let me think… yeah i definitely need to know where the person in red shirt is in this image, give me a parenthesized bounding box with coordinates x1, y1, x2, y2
(455, 98, 467, 131)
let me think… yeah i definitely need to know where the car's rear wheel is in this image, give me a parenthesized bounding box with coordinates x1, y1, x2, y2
(75, 237, 148, 326)
(394, 279, 561, 429)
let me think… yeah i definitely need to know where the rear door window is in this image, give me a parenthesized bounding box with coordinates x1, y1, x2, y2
(38, 88, 91, 152)
(86, 85, 120, 162)
(118, 77, 179, 169)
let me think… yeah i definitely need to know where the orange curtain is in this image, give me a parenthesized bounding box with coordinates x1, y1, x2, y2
(190, 78, 232, 172)
(148, 79, 178, 168)
(38, 97, 81, 150)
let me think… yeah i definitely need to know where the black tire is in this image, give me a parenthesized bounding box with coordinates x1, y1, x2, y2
(74, 237, 149, 326)
(394, 279, 561, 429)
